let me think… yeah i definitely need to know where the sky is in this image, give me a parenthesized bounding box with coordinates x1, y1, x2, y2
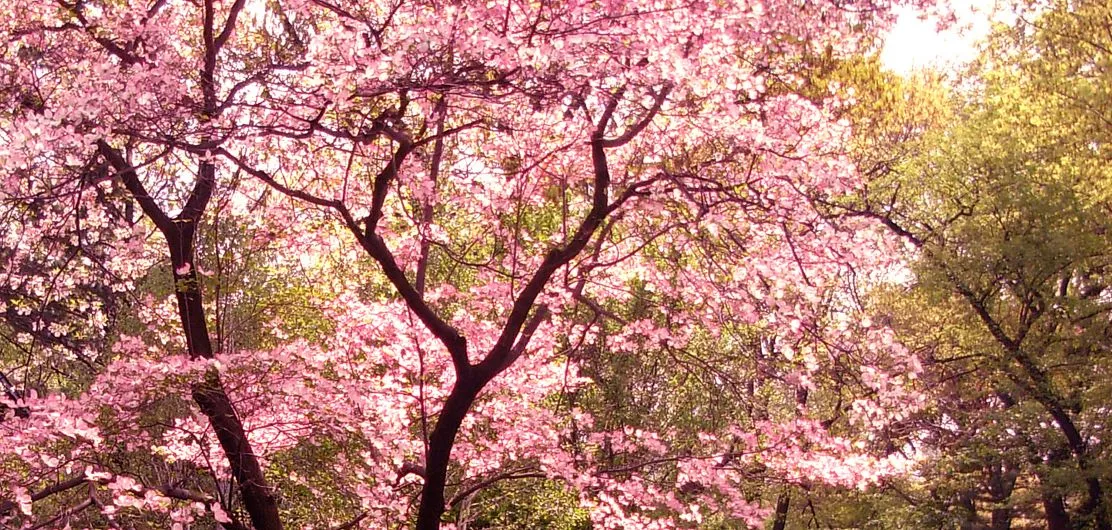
(880, 0, 1002, 74)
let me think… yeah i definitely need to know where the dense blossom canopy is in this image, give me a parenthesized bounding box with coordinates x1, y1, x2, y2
(0, 0, 932, 528)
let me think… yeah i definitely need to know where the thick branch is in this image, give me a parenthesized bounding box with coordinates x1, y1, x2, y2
(475, 95, 619, 381)
(96, 142, 173, 233)
(490, 305, 550, 374)
(28, 499, 94, 530)
(213, 0, 246, 51)
(416, 100, 448, 296)
(346, 225, 470, 373)
(599, 85, 671, 149)
(447, 470, 546, 508)
(181, 160, 217, 223)
(367, 141, 413, 234)
(345, 144, 471, 373)
(0, 475, 86, 515)
(331, 512, 369, 530)
(98, 143, 282, 530)
(1, 475, 221, 518)
(223, 144, 470, 372)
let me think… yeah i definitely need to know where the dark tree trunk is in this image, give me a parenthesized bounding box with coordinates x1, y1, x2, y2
(1044, 406, 1109, 530)
(991, 507, 1013, 530)
(166, 217, 283, 530)
(415, 380, 481, 530)
(987, 460, 1018, 530)
(102, 143, 283, 530)
(959, 490, 978, 530)
(772, 493, 791, 530)
(1043, 492, 1069, 530)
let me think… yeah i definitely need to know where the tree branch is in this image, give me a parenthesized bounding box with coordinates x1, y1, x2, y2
(447, 469, 546, 508)
(96, 141, 173, 233)
(600, 85, 671, 149)
(213, 0, 246, 52)
(475, 94, 620, 381)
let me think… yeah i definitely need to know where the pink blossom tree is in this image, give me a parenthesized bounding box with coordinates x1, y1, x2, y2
(1, 0, 931, 528)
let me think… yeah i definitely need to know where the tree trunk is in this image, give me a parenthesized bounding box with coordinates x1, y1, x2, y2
(772, 492, 791, 530)
(415, 380, 482, 530)
(104, 143, 284, 529)
(1043, 492, 1069, 530)
(167, 223, 283, 530)
(987, 460, 1018, 530)
(959, 490, 978, 530)
(1043, 406, 1109, 530)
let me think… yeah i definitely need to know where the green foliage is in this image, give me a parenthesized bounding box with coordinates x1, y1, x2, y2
(460, 478, 590, 530)
(837, 2, 1112, 528)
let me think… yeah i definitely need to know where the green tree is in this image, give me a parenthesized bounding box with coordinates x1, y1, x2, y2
(854, 2, 1112, 528)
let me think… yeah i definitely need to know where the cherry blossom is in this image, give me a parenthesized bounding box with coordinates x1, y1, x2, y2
(1, 0, 933, 528)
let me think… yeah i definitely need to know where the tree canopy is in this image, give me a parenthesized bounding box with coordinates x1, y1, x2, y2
(2, 1, 1111, 530)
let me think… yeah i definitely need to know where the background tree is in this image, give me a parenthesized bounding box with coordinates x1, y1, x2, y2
(848, 2, 1112, 528)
